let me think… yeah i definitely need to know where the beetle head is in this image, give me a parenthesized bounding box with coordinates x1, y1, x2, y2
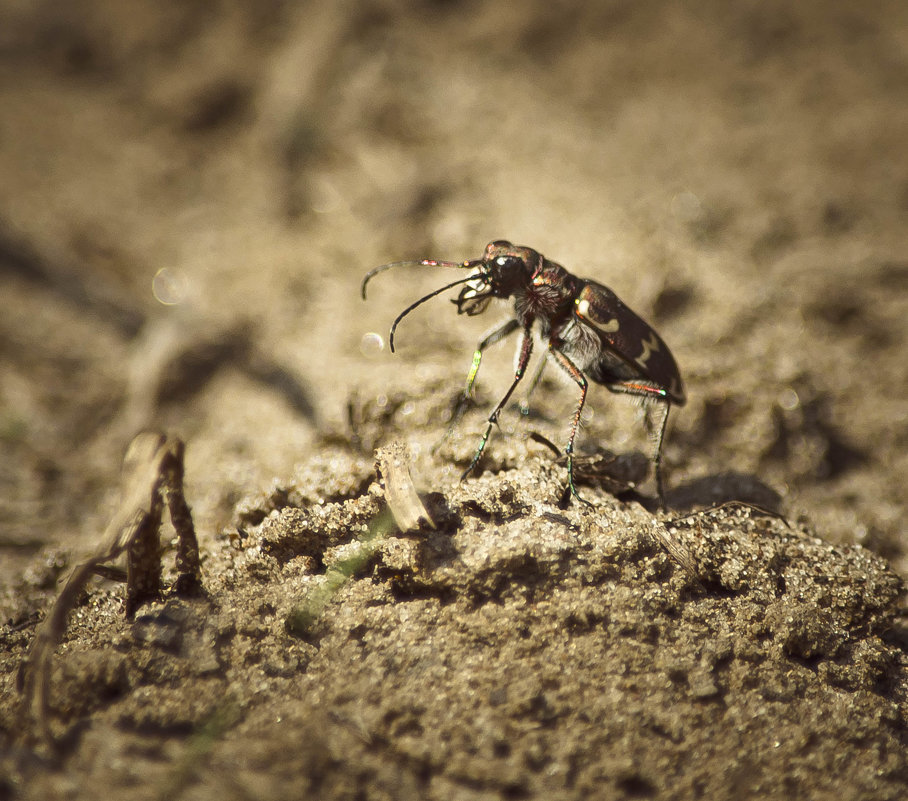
(451, 241, 539, 316)
(363, 240, 543, 350)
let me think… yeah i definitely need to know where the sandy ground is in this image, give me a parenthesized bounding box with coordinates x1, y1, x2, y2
(1, 1, 907, 799)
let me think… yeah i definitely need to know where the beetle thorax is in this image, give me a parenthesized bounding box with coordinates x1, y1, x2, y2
(516, 280, 571, 327)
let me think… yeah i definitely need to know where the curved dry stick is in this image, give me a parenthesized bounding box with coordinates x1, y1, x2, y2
(20, 432, 203, 744)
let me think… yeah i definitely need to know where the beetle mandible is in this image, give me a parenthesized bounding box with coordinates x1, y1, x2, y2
(361, 240, 686, 508)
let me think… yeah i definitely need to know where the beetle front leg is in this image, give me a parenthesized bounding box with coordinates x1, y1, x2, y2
(439, 319, 521, 451)
(464, 318, 521, 398)
(549, 348, 592, 507)
(461, 326, 533, 480)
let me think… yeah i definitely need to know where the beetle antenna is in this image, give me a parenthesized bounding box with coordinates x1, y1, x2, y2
(361, 258, 479, 300)
(388, 274, 480, 352)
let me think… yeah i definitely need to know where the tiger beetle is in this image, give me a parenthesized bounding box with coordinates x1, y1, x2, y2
(361, 240, 686, 509)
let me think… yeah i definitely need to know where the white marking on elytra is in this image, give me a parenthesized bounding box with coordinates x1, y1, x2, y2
(636, 331, 661, 368)
(575, 297, 619, 333)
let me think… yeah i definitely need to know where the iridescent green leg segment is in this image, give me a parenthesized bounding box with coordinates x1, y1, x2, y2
(441, 319, 521, 448)
(464, 318, 520, 397)
(462, 326, 533, 480)
(465, 349, 483, 395)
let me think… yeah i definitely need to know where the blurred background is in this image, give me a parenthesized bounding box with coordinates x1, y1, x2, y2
(1, 0, 906, 585)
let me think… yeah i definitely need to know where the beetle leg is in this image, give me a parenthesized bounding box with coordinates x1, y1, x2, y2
(462, 326, 533, 480)
(548, 347, 593, 507)
(640, 398, 671, 503)
(606, 382, 672, 510)
(648, 399, 672, 510)
(519, 352, 549, 415)
(437, 319, 521, 452)
(464, 318, 521, 398)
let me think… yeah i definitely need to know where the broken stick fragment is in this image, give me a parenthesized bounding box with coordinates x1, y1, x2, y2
(375, 441, 434, 532)
(21, 431, 203, 741)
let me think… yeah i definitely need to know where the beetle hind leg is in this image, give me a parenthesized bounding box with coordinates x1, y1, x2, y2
(644, 398, 672, 511)
(607, 382, 673, 510)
